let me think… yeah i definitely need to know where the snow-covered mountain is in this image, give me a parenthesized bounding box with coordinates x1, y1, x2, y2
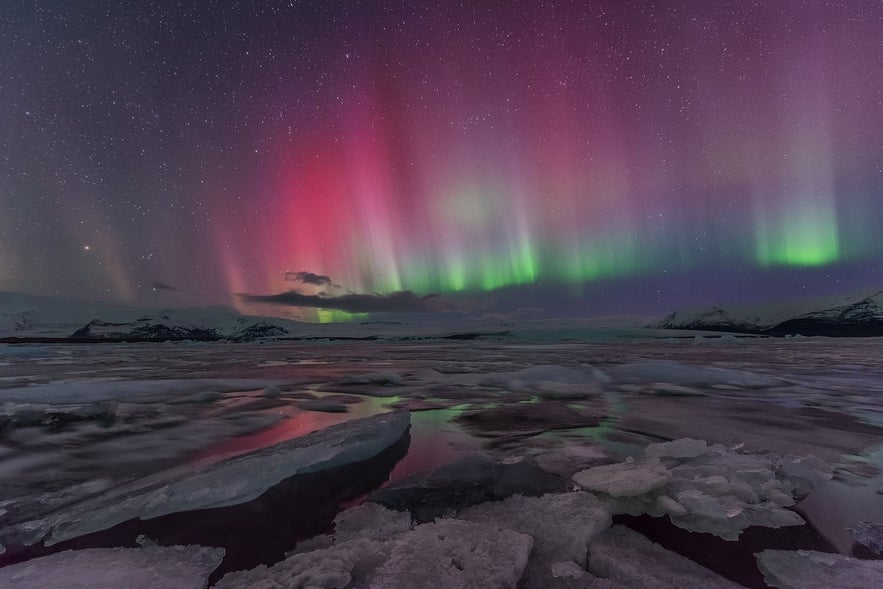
(0, 292, 300, 341)
(71, 312, 292, 342)
(656, 289, 883, 336)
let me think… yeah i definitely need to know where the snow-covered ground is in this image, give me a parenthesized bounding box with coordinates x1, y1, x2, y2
(1, 336, 882, 587)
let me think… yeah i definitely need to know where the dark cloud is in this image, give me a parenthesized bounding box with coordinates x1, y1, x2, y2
(151, 281, 179, 292)
(238, 289, 453, 314)
(284, 271, 332, 286)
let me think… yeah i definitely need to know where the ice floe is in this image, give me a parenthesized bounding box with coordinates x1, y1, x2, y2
(457, 492, 611, 588)
(573, 439, 832, 540)
(850, 521, 883, 556)
(369, 453, 566, 523)
(215, 517, 532, 589)
(756, 549, 883, 589)
(455, 400, 603, 438)
(588, 525, 742, 588)
(477, 364, 606, 398)
(608, 359, 783, 389)
(1, 411, 410, 548)
(0, 545, 223, 589)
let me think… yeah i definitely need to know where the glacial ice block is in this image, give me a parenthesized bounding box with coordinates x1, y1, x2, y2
(457, 492, 611, 589)
(3, 411, 410, 547)
(572, 458, 671, 497)
(756, 549, 883, 589)
(0, 545, 224, 589)
(573, 439, 829, 540)
(369, 519, 533, 589)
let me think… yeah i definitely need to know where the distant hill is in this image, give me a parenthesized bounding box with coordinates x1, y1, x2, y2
(0, 292, 300, 342)
(655, 289, 883, 337)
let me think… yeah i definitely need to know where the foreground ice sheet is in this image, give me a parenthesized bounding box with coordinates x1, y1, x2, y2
(588, 525, 742, 588)
(2, 411, 410, 547)
(573, 439, 831, 540)
(457, 492, 611, 588)
(369, 519, 532, 589)
(756, 549, 883, 589)
(0, 545, 224, 589)
(215, 511, 532, 589)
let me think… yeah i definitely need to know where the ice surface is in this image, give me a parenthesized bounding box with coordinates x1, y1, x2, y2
(608, 360, 782, 389)
(333, 502, 412, 542)
(850, 521, 883, 555)
(216, 519, 532, 589)
(457, 491, 611, 588)
(756, 549, 883, 589)
(215, 537, 391, 589)
(0, 545, 224, 589)
(645, 438, 709, 459)
(0, 377, 276, 404)
(369, 519, 532, 589)
(455, 400, 603, 437)
(588, 525, 742, 588)
(478, 364, 605, 397)
(2, 411, 410, 547)
(573, 458, 672, 497)
(369, 453, 567, 523)
(574, 440, 829, 539)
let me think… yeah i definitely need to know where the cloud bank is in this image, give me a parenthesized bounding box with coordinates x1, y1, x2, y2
(283, 271, 332, 286)
(239, 289, 452, 314)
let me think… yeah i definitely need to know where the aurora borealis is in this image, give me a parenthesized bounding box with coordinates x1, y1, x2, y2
(1, 1, 882, 319)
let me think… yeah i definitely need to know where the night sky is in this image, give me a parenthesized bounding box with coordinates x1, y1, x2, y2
(2, 1, 882, 320)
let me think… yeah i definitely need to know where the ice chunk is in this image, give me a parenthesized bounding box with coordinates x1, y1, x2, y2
(0, 545, 224, 589)
(588, 526, 742, 588)
(850, 521, 883, 556)
(297, 399, 349, 413)
(573, 458, 671, 497)
(215, 537, 391, 589)
(756, 549, 883, 589)
(333, 502, 412, 542)
(457, 492, 611, 588)
(608, 360, 781, 389)
(342, 371, 403, 385)
(3, 411, 410, 547)
(370, 453, 567, 523)
(456, 400, 603, 438)
(645, 438, 709, 459)
(573, 442, 823, 540)
(369, 519, 532, 589)
(478, 365, 604, 397)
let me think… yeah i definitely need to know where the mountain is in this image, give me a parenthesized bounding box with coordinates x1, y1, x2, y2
(70, 313, 291, 342)
(656, 289, 883, 337)
(0, 292, 299, 342)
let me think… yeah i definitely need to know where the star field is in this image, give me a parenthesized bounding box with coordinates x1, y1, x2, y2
(1, 1, 881, 319)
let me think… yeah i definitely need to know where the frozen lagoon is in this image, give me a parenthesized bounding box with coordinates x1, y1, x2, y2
(1, 335, 882, 587)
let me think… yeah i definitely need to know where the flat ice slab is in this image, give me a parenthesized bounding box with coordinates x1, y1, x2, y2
(457, 492, 611, 588)
(756, 549, 883, 589)
(0, 545, 224, 589)
(370, 518, 532, 589)
(216, 517, 532, 589)
(3, 411, 410, 547)
(589, 525, 742, 588)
